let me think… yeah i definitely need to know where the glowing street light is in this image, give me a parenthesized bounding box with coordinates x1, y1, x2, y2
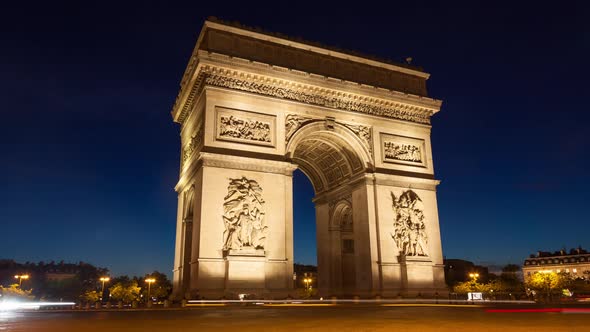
(99, 277, 110, 300)
(145, 278, 156, 301)
(303, 278, 312, 290)
(468, 273, 479, 281)
(14, 274, 29, 287)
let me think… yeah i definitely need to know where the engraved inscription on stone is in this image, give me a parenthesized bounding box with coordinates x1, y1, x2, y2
(390, 190, 428, 257)
(222, 177, 268, 253)
(216, 108, 276, 147)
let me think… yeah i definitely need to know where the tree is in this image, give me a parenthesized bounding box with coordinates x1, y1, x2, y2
(138, 271, 172, 301)
(526, 271, 571, 302)
(0, 284, 34, 300)
(80, 290, 100, 304)
(495, 264, 524, 295)
(453, 280, 490, 294)
(109, 281, 141, 304)
(502, 264, 520, 273)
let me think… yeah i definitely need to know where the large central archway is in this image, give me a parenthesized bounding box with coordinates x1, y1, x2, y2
(287, 121, 370, 296)
(170, 19, 447, 299)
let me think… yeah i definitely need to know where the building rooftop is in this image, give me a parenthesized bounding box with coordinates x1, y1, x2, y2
(528, 248, 588, 259)
(206, 17, 424, 72)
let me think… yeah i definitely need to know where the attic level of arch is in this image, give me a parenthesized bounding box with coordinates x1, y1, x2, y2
(198, 28, 428, 95)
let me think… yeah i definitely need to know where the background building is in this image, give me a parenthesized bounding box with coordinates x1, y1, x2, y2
(523, 248, 590, 280)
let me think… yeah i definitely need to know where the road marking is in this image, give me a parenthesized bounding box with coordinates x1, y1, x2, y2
(185, 304, 227, 307)
(263, 304, 336, 307)
(381, 304, 483, 308)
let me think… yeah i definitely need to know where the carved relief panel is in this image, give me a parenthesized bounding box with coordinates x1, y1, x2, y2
(181, 121, 204, 168)
(222, 177, 268, 254)
(380, 133, 426, 167)
(215, 107, 276, 147)
(390, 190, 428, 257)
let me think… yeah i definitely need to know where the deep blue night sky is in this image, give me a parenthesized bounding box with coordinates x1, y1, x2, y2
(1, 1, 589, 278)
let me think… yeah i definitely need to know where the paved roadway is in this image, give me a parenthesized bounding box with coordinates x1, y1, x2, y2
(1, 304, 589, 331)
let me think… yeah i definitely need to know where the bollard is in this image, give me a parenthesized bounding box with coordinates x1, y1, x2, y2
(95, 302, 101, 310)
(147, 300, 153, 308)
(85, 303, 90, 310)
(106, 302, 111, 309)
(181, 299, 187, 308)
(118, 301, 123, 309)
(164, 300, 170, 308)
(131, 301, 138, 309)
(331, 296, 337, 304)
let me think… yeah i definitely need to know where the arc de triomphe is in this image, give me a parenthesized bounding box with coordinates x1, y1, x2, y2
(171, 19, 446, 299)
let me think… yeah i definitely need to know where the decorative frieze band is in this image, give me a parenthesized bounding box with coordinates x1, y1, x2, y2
(204, 73, 431, 124)
(174, 66, 434, 125)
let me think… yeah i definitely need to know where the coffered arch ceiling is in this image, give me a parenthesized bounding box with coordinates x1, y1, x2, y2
(290, 130, 366, 194)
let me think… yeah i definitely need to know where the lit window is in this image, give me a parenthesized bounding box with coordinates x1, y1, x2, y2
(573, 268, 577, 273)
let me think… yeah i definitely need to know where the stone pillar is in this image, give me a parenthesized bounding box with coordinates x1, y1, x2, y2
(314, 202, 332, 297)
(183, 154, 296, 299)
(372, 174, 447, 296)
(172, 193, 184, 298)
(181, 218, 192, 295)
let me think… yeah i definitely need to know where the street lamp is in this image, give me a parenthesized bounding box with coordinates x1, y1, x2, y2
(14, 274, 29, 287)
(303, 278, 312, 290)
(145, 278, 156, 302)
(99, 277, 110, 300)
(468, 273, 479, 281)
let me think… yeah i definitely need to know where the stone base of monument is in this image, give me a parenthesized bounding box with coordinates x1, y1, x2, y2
(225, 247, 266, 290)
(400, 255, 442, 297)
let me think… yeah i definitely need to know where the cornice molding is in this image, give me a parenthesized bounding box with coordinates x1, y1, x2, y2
(199, 152, 297, 175)
(173, 62, 440, 125)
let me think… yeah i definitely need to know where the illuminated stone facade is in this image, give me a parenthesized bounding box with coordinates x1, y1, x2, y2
(523, 248, 590, 280)
(171, 19, 446, 299)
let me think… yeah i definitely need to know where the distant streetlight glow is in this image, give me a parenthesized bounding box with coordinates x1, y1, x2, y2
(145, 278, 156, 301)
(468, 273, 479, 281)
(14, 274, 29, 287)
(99, 277, 110, 300)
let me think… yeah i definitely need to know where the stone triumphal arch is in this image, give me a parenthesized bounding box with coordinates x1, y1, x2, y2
(171, 19, 446, 299)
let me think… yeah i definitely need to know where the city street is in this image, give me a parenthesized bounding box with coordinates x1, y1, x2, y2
(1, 304, 588, 332)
